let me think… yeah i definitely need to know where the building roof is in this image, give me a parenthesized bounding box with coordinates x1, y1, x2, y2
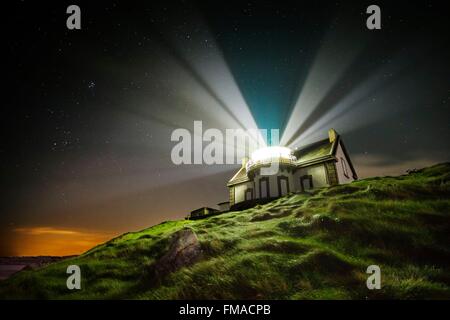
(294, 135, 357, 178)
(294, 138, 335, 164)
(227, 165, 250, 186)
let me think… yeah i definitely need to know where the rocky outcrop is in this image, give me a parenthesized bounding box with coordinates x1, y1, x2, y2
(150, 229, 202, 281)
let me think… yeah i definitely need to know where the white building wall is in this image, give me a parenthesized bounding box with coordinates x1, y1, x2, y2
(286, 168, 296, 194)
(234, 181, 254, 204)
(254, 174, 272, 198)
(253, 168, 295, 199)
(335, 142, 355, 184)
(269, 174, 278, 198)
(293, 164, 328, 190)
(233, 159, 352, 204)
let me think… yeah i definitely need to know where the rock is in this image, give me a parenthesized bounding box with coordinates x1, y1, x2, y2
(152, 229, 202, 280)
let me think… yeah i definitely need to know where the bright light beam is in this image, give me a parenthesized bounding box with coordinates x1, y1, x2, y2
(288, 42, 437, 149)
(280, 13, 366, 146)
(155, 7, 264, 145)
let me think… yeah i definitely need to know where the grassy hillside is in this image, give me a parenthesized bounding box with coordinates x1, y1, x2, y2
(1, 163, 450, 299)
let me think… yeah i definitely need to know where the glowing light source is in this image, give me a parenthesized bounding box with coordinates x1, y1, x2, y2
(249, 146, 296, 163)
(246, 146, 297, 172)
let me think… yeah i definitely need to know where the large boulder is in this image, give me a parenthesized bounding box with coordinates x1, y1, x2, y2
(151, 229, 202, 281)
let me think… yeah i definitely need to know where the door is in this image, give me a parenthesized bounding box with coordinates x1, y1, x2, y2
(259, 178, 269, 198)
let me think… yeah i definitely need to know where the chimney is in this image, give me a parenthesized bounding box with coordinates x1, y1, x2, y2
(242, 157, 249, 168)
(328, 128, 338, 143)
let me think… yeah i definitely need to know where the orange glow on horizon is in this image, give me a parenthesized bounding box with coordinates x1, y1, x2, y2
(10, 227, 117, 256)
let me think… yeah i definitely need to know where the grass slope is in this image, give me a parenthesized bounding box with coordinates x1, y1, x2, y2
(1, 163, 450, 299)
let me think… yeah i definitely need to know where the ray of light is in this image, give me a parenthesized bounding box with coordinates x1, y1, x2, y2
(280, 13, 366, 146)
(287, 41, 438, 149)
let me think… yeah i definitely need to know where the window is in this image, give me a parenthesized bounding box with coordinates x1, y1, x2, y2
(259, 177, 270, 198)
(300, 175, 313, 191)
(277, 176, 289, 197)
(341, 157, 349, 178)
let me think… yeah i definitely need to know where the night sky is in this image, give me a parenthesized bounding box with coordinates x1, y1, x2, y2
(2, 0, 449, 256)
